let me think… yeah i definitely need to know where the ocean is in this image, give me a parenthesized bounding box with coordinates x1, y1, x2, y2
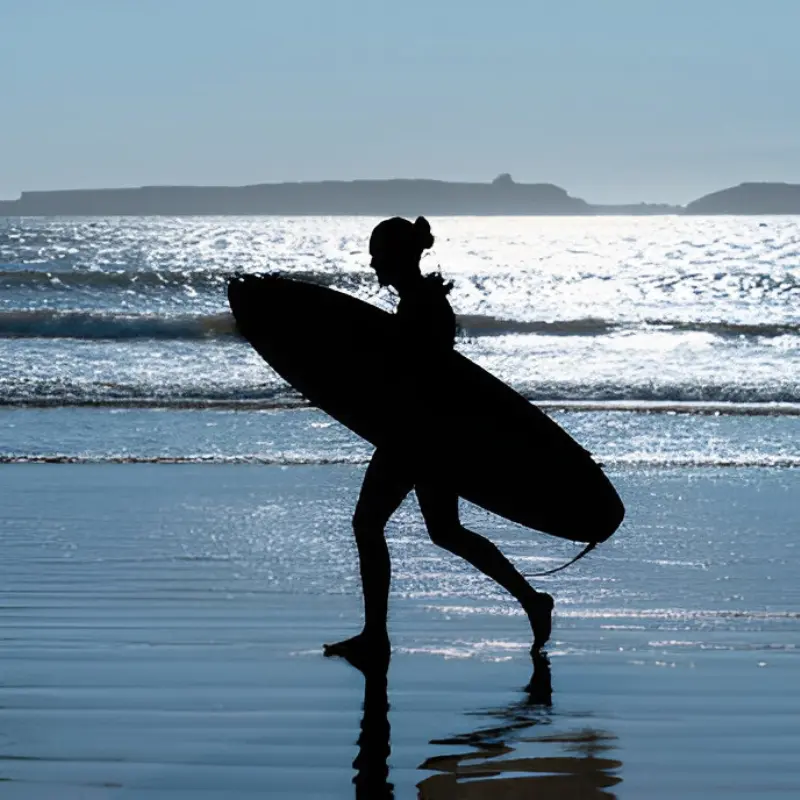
(2, 215, 799, 798)
(2, 215, 799, 409)
(2, 214, 799, 464)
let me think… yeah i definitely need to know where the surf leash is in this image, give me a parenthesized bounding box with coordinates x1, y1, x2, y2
(524, 541, 598, 577)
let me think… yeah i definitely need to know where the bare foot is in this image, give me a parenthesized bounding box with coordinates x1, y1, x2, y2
(526, 592, 554, 653)
(323, 631, 390, 672)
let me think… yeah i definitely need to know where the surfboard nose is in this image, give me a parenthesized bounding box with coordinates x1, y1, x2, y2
(228, 272, 267, 298)
(227, 273, 250, 305)
(228, 273, 286, 322)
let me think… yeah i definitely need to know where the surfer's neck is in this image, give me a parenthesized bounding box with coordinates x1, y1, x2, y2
(392, 271, 425, 298)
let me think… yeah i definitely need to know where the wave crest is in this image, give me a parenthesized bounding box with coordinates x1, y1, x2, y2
(2, 308, 799, 341)
(0, 309, 238, 340)
(2, 452, 797, 467)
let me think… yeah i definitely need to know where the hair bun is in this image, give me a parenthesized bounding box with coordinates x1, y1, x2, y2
(413, 216, 434, 251)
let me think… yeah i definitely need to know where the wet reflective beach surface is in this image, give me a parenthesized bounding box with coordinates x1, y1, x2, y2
(3, 462, 798, 798)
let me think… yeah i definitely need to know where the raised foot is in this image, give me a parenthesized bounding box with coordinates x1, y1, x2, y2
(527, 592, 555, 654)
(323, 632, 390, 672)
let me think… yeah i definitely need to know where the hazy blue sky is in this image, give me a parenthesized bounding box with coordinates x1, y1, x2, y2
(2, 0, 799, 203)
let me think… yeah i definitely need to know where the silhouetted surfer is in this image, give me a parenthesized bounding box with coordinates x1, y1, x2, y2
(324, 217, 554, 668)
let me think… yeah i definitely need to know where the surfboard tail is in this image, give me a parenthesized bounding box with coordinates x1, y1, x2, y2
(524, 542, 598, 577)
(523, 485, 624, 576)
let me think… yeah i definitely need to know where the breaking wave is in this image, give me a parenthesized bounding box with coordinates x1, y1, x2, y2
(0, 309, 238, 340)
(1, 382, 799, 410)
(2, 452, 797, 467)
(0, 267, 371, 292)
(2, 308, 799, 341)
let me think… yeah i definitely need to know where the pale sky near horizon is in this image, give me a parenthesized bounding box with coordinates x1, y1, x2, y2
(2, 0, 799, 204)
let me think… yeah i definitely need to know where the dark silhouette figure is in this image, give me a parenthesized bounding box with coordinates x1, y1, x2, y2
(346, 651, 621, 798)
(323, 217, 553, 668)
(229, 218, 624, 664)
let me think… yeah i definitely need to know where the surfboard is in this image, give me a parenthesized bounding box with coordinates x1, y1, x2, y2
(228, 274, 623, 545)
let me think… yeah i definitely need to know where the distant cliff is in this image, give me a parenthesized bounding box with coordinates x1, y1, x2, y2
(0, 175, 596, 216)
(684, 182, 800, 215)
(8, 176, 799, 217)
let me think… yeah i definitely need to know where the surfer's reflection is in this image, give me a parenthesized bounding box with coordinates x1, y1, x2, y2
(417, 656, 621, 799)
(352, 651, 393, 799)
(348, 654, 621, 799)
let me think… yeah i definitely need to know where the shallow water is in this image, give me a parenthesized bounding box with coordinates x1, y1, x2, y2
(2, 407, 799, 468)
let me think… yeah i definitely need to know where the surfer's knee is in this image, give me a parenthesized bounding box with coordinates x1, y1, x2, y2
(352, 509, 386, 539)
(415, 484, 461, 546)
(425, 520, 462, 548)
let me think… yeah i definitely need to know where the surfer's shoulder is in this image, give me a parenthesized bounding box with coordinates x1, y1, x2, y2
(395, 273, 456, 348)
(421, 272, 454, 297)
(397, 273, 453, 313)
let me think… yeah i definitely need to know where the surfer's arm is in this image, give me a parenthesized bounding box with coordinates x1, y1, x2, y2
(396, 292, 456, 355)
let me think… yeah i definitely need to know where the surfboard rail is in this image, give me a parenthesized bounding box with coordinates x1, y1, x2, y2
(228, 273, 624, 545)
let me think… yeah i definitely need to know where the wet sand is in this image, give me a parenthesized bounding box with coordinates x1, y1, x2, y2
(2, 464, 799, 798)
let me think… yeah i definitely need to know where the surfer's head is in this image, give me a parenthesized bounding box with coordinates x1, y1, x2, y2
(369, 216, 434, 290)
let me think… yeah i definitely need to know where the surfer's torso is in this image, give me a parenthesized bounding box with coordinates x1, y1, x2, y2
(393, 274, 456, 425)
(395, 273, 456, 358)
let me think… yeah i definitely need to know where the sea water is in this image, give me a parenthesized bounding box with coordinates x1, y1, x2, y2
(1, 215, 798, 414)
(2, 214, 798, 467)
(2, 215, 800, 797)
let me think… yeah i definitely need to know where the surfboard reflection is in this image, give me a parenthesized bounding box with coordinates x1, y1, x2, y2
(349, 655, 622, 799)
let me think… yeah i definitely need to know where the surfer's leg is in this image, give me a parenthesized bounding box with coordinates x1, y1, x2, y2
(324, 449, 413, 667)
(416, 484, 554, 651)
